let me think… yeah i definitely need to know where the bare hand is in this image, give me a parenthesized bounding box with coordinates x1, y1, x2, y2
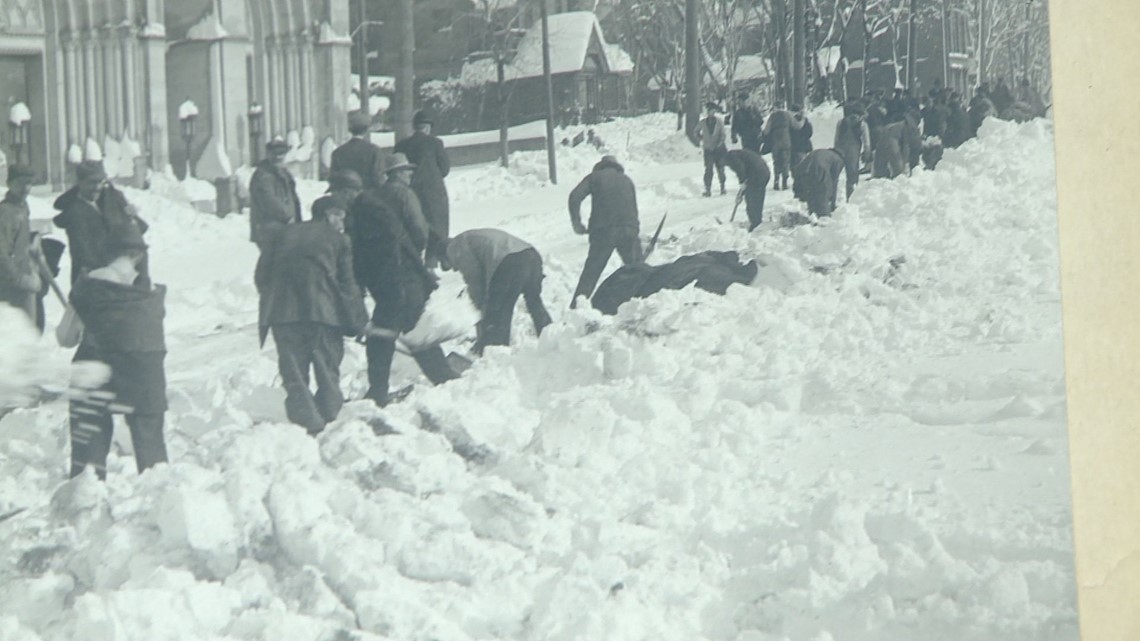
(572, 222, 587, 235)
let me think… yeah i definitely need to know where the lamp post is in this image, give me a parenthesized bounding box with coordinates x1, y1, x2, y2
(178, 97, 199, 179)
(8, 102, 30, 166)
(248, 102, 264, 164)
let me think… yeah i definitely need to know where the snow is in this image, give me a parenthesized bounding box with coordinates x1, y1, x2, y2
(178, 100, 200, 121)
(185, 13, 228, 40)
(464, 11, 633, 84)
(9, 102, 31, 125)
(0, 108, 1076, 641)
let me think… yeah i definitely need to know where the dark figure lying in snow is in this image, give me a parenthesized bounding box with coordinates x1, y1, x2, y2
(590, 250, 759, 315)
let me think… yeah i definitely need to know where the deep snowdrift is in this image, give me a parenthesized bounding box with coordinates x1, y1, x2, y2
(0, 111, 1074, 641)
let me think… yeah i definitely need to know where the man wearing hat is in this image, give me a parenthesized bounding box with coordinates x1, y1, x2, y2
(249, 137, 302, 253)
(393, 108, 451, 268)
(67, 224, 169, 480)
(312, 170, 364, 227)
(567, 154, 642, 308)
(377, 153, 428, 257)
(696, 101, 727, 197)
(53, 160, 151, 287)
(761, 101, 805, 191)
(330, 111, 387, 190)
(255, 199, 368, 435)
(833, 102, 872, 200)
(0, 164, 40, 323)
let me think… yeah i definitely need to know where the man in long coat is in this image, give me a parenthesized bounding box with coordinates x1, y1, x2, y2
(349, 177, 459, 406)
(394, 109, 451, 268)
(568, 154, 642, 308)
(833, 103, 872, 200)
(793, 149, 846, 217)
(724, 148, 771, 231)
(761, 104, 804, 190)
(0, 165, 40, 323)
(256, 205, 368, 435)
(731, 92, 764, 153)
(330, 111, 387, 190)
(53, 161, 151, 287)
(67, 225, 168, 480)
(444, 228, 553, 354)
(376, 153, 429, 258)
(249, 138, 302, 253)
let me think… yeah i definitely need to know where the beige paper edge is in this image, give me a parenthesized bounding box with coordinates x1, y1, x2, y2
(1051, 1, 1140, 639)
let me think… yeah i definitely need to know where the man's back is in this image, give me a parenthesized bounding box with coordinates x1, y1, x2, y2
(570, 160, 639, 231)
(330, 138, 387, 189)
(257, 221, 357, 329)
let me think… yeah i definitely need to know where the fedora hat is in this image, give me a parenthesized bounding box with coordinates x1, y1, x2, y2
(265, 137, 291, 154)
(385, 152, 416, 174)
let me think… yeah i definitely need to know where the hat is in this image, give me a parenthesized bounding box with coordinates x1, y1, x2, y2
(412, 109, 435, 126)
(7, 164, 34, 182)
(600, 154, 619, 165)
(106, 223, 147, 254)
(705, 101, 720, 112)
(347, 110, 372, 134)
(384, 152, 416, 174)
(328, 170, 363, 191)
(266, 137, 290, 154)
(76, 160, 108, 182)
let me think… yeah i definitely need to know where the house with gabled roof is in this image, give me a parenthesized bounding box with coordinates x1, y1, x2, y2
(456, 10, 634, 128)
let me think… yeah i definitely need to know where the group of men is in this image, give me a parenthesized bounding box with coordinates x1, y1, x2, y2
(251, 108, 555, 436)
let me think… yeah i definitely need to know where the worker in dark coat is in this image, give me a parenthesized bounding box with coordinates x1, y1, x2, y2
(592, 251, 758, 315)
(444, 228, 552, 355)
(792, 149, 845, 216)
(724, 149, 771, 231)
(968, 88, 997, 139)
(731, 93, 763, 153)
(873, 122, 908, 179)
(330, 111, 387, 190)
(67, 225, 168, 480)
(833, 103, 872, 200)
(256, 205, 368, 435)
(393, 109, 451, 268)
(761, 104, 803, 190)
(349, 164, 459, 406)
(568, 154, 642, 307)
(376, 153, 429, 257)
(311, 170, 364, 228)
(53, 161, 151, 287)
(249, 137, 302, 253)
(943, 93, 971, 149)
(0, 165, 40, 323)
(789, 105, 814, 171)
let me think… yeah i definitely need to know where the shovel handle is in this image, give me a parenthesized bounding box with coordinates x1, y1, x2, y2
(34, 252, 68, 307)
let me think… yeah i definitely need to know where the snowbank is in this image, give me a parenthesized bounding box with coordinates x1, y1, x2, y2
(0, 112, 1074, 641)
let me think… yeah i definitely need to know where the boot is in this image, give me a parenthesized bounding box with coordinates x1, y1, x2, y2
(702, 188, 711, 197)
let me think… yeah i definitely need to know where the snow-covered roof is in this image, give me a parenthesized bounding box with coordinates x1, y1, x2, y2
(460, 11, 634, 84)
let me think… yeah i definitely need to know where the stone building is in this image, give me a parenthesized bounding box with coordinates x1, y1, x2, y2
(0, 0, 352, 188)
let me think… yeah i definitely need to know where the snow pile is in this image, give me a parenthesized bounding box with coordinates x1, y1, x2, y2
(0, 113, 1074, 641)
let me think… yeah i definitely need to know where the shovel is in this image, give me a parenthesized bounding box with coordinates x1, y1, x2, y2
(729, 187, 746, 223)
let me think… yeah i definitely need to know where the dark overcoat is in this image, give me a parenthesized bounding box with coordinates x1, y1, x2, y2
(393, 132, 451, 244)
(53, 185, 150, 286)
(249, 160, 302, 245)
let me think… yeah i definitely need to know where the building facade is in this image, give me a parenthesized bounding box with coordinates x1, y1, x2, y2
(0, 0, 352, 188)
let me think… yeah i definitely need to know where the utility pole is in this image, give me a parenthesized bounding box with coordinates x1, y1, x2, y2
(395, 0, 415, 140)
(978, 0, 987, 85)
(906, 0, 917, 89)
(540, 0, 558, 184)
(684, 0, 700, 144)
(793, 0, 805, 107)
(1023, 0, 1031, 82)
(940, 0, 949, 88)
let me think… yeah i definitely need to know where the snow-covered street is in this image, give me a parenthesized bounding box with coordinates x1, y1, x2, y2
(0, 108, 1076, 641)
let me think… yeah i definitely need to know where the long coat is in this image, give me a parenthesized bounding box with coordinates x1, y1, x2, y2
(0, 192, 35, 299)
(568, 157, 640, 234)
(330, 137, 388, 190)
(393, 132, 451, 245)
(349, 189, 437, 333)
(53, 185, 150, 286)
(69, 276, 167, 414)
(793, 149, 845, 216)
(376, 180, 429, 255)
(249, 160, 302, 246)
(255, 220, 368, 347)
(762, 110, 803, 151)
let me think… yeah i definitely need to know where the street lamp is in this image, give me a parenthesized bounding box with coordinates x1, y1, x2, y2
(178, 97, 199, 179)
(8, 102, 31, 166)
(248, 102, 264, 164)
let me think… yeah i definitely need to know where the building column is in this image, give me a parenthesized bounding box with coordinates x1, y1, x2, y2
(265, 37, 280, 136)
(62, 33, 81, 147)
(122, 28, 139, 138)
(283, 35, 298, 132)
(299, 34, 314, 127)
(106, 27, 124, 138)
(83, 33, 99, 144)
(140, 27, 169, 170)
